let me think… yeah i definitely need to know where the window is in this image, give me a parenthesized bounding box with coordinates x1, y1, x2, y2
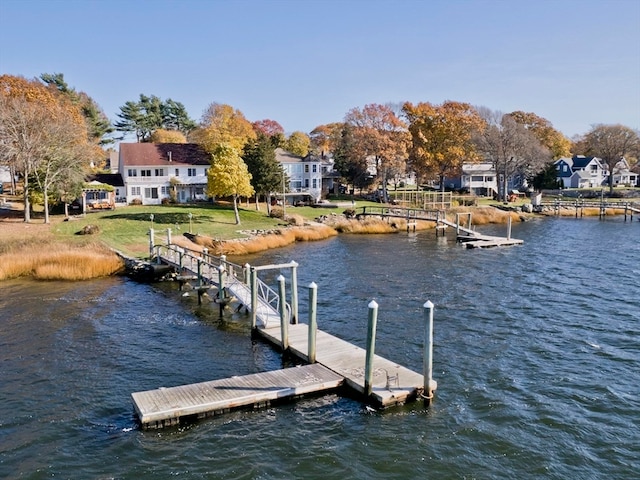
(175, 168, 179, 176)
(144, 187, 158, 199)
(127, 169, 137, 177)
(155, 168, 165, 177)
(485, 176, 493, 182)
(188, 168, 196, 176)
(141, 169, 151, 177)
(471, 176, 483, 182)
(312, 179, 317, 188)
(305, 179, 309, 188)
(563, 165, 569, 172)
(131, 186, 141, 196)
(312, 164, 317, 173)
(556, 164, 560, 170)
(161, 186, 171, 195)
(305, 165, 309, 173)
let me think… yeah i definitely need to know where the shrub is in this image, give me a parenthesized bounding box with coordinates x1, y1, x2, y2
(130, 198, 142, 206)
(270, 206, 285, 219)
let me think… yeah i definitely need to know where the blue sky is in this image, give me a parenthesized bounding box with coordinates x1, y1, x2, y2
(1, 0, 639, 140)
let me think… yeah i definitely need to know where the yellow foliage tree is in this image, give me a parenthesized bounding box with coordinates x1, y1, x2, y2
(191, 103, 256, 154)
(150, 129, 187, 143)
(508, 111, 571, 159)
(206, 144, 255, 225)
(284, 131, 311, 157)
(403, 101, 485, 190)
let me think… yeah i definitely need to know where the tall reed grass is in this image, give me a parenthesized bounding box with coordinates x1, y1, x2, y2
(178, 225, 338, 256)
(0, 239, 124, 281)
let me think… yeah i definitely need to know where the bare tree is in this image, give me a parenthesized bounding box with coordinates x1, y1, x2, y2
(474, 107, 550, 201)
(580, 124, 640, 193)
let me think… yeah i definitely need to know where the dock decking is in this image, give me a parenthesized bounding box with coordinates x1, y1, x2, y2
(132, 363, 344, 429)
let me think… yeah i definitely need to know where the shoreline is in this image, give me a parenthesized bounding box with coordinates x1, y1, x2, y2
(0, 204, 635, 281)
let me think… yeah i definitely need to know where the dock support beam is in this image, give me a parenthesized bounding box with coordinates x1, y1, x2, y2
(364, 300, 379, 397)
(423, 301, 436, 402)
(149, 228, 155, 258)
(308, 282, 318, 363)
(278, 275, 289, 351)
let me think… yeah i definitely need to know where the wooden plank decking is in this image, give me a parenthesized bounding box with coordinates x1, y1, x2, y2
(132, 363, 344, 429)
(256, 323, 431, 408)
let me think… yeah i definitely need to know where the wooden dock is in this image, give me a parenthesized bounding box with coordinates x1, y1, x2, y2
(132, 363, 343, 429)
(131, 240, 436, 429)
(459, 234, 524, 249)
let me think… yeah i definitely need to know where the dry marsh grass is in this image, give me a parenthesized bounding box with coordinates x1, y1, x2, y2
(0, 239, 124, 281)
(449, 207, 523, 225)
(178, 225, 338, 256)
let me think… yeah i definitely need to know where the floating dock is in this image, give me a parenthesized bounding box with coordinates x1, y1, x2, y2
(132, 363, 343, 429)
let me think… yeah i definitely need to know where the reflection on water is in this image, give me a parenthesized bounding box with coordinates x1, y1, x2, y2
(1, 217, 638, 478)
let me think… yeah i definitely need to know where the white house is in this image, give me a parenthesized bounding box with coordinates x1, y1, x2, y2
(275, 148, 323, 203)
(611, 158, 638, 187)
(554, 156, 607, 188)
(119, 143, 210, 205)
(460, 162, 498, 196)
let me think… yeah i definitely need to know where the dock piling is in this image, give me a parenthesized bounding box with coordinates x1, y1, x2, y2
(423, 301, 435, 402)
(149, 228, 155, 257)
(308, 282, 317, 363)
(278, 275, 289, 351)
(364, 300, 379, 396)
(291, 261, 299, 324)
(250, 267, 258, 329)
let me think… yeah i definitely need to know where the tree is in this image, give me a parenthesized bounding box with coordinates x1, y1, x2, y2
(242, 134, 283, 213)
(0, 74, 91, 222)
(403, 101, 485, 191)
(206, 144, 254, 224)
(191, 103, 256, 153)
(115, 94, 195, 142)
(40, 73, 114, 147)
(508, 111, 571, 159)
(252, 119, 284, 137)
(344, 104, 409, 202)
(580, 124, 640, 193)
(284, 131, 311, 157)
(333, 124, 373, 193)
(150, 129, 187, 143)
(474, 108, 550, 201)
(309, 122, 343, 156)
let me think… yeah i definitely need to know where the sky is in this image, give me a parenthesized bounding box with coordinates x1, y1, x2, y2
(1, 0, 639, 141)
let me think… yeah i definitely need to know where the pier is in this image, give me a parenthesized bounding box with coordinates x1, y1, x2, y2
(131, 234, 437, 429)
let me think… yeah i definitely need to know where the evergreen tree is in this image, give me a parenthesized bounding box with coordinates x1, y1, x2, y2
(243, 134, 283, 213)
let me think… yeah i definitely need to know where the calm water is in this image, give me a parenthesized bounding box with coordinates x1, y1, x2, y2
(1, 216, 638, 479)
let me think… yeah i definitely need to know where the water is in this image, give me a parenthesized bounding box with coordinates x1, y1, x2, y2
(1, 217, 638, 479)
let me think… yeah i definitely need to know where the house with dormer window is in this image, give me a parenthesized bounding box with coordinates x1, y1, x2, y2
(611, 158, 638, 187)
(554, 156, 607, 188)
(119, 143, 210, 205)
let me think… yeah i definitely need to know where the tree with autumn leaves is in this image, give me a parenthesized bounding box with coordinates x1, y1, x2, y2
(403, 101, 485, 192)
(0, 74, 98, 223)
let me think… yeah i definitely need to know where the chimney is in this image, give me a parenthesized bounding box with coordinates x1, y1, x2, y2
(168, 151, 172, 162)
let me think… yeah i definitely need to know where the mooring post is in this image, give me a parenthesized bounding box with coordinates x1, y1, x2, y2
(308, 282, 318, 363)
(507, 216, 512, 240)
(217, 265, 226, 315)
(166, 227, 172, 246)
(364, 300, 379, 397)
(277, 275, 289, 351)
(197, 259, 203, 305)
(467, 212, 472, 231)
(244, 263, 251, 286)
(455, 213, 460, 237)
(250, 267, 258, 329)
(149, 228, 155, 258)
(423, 301, 436, 402)
(290, 261, 299, 324)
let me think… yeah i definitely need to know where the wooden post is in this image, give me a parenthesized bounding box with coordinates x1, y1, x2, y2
(467, 212, 472, 231)
(308, 282, 317, 363)
(250, 267, 258, 329)
(149, 228, 155, 258)
(291, 261, 299, 324)
(455, 213, 460, 237)
(166, 228, 172, 246)
(277, 275, 288, 351)
(506, 215, 512, 240)
(197, 259, 203, 305)
(423, 301, 436, 401)
(217, 265, 225, 315)
(244, 263, 251, 286)
(364, 300, 379, 397)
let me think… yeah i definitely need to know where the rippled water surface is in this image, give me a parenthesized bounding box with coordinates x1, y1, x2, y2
(1, 216, 638, 479)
